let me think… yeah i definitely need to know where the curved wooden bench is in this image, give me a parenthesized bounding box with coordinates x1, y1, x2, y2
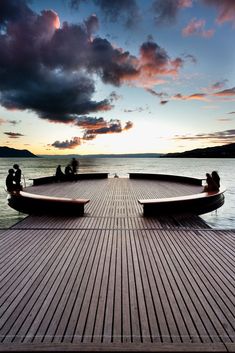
(138, 188, 226, 216)
(8, 191, 90, 216)
(30, 173, 109, 186)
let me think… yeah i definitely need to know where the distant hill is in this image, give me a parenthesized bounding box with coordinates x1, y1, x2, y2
(0, 146, 38, 158)
(162, 143, 235, 158)
(39, 153, 163, 158)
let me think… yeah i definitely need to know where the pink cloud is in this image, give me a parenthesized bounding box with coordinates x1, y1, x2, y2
(178, 0, 193, 8)
(182, 18, 215, 38)
(203, 0, 235, 25)
(214, 87, 235, 97)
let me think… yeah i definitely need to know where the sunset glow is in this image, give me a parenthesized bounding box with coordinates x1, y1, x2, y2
(0, 0, 234, 155)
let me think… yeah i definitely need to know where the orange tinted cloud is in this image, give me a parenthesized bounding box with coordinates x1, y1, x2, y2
(52, 137, 81, 149)
(174, 93, 208, 101)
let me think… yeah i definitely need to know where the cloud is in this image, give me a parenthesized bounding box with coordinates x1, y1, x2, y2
(151, 0, 192, 25)
(0, 0, 183, 123)
(124, 121, 133, 130)
(146, 88, 168, 98)
(69, 0, 141, 28)
(52, 136, 81, 149)
(109, 91, 122, 102)
(182, 18, 215, 38)
(8, 119, 22, 125)
(0, 1, 184, 128)
(228, 112, 235, 115)
(137, 42, 183, 87)
(217, 118, 232, 122)
(202, 0, 235, 25)
(213, 87, 235, 97)
(0, 4, 112, 124)
(160, 100, 169, 105)
(4, 132, 24, 138)
(173, 93, 208, 101)
(0, 118, 6, 125)
(211, 79, 228, 90)
(83, 119, 133, 140)
(173, 129, 235, 144)
(124, 107, 146, 113)
(0, 0, 33, 28)
(182, 53, 197, 64)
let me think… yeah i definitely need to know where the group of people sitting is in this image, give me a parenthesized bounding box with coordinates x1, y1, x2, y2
(204, 170, 220, 192)
(55, 158, 79, 182)
(6, 164, 22, 193)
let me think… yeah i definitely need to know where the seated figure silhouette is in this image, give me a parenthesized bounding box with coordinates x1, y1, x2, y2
(212, 170, 220, 189)
(204, 173, 219, 192)
(55, 165, 64, 182)
(64, 164, 73, 181)
(6, 169, 16, 193)
(13, 163, 22, 190)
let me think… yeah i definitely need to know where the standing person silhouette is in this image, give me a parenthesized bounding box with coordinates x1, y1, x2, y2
(13, 164, 22, 190)
(71, 158, 79, 175)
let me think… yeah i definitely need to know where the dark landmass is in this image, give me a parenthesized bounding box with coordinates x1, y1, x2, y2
(39, 153, 163, 158)
(0, 146, 38, 158)
(162, 143, 235, 158)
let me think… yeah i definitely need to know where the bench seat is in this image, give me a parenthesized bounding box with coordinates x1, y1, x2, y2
(8, 191, 90, 216)
(138, 188, 226, 216)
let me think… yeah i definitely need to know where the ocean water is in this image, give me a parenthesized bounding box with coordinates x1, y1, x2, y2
(0, 157, 234, 229)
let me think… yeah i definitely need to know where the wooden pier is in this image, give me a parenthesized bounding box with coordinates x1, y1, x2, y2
(0, 178, 234, 352)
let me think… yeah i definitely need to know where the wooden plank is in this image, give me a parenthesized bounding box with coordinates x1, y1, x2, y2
(1, 177, 235, 350)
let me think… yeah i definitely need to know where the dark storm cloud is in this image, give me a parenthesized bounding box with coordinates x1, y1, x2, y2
(4, 132, 24, 138)
(0, 0, 33, 27)
(0, 0, 184, 127)
(52, 136, 81, 149)
(0, 3, 112, 123)
(151, 0, 192, 25)
(69, 0, 140, 28)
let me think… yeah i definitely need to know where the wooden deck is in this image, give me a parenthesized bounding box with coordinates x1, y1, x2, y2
(0, 178, 234, 352)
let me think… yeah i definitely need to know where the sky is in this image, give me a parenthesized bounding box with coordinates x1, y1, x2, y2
(0, 0, 235, 155)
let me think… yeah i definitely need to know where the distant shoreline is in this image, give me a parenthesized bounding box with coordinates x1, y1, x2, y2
(1, 143, 235, 158)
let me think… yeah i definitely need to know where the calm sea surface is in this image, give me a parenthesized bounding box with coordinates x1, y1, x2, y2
(0, 157, 234, 229)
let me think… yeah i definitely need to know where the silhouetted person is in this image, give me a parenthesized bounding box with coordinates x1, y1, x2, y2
(6, 169, 16, 192)
(55, 165, 64, 182)
(204, 173, 219, 192)
(212, 170, 220, 189)
(65, 164, 73, 180)
(13, 164, 22, 190)
(71, 158, 79, 174)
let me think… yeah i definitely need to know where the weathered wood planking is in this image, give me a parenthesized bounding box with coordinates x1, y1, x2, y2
(1, 178, 234, 351)
(0, 228, 235, 346)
